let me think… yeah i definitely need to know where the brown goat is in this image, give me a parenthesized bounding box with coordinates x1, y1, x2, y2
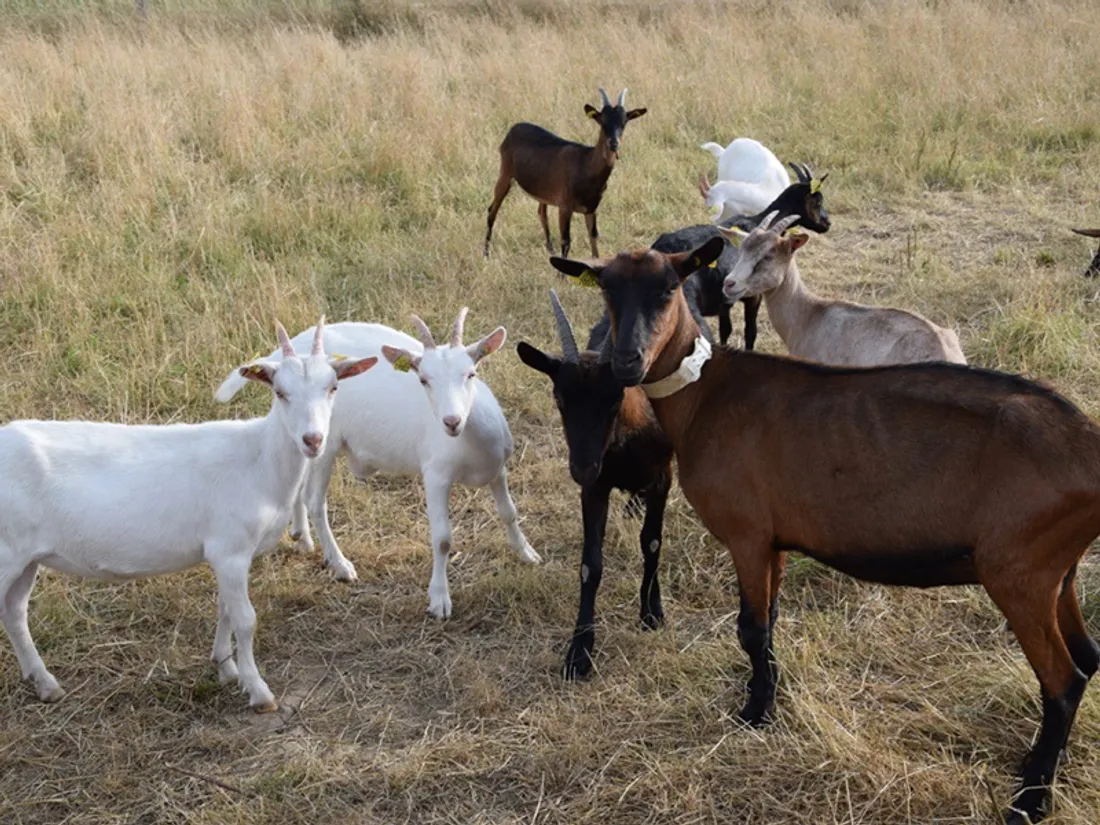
(550, 238, 1100, 825)
(484, 88, 646, 259)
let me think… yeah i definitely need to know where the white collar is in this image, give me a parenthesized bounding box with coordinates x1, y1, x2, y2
(641, 336, 712, 399)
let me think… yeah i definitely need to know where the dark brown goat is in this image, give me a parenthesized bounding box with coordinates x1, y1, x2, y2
(550, 239, 1100, 825)
(517, 291, 672, 679)
(484, 88, 646, 258)
(1073, 227, 1100, 277)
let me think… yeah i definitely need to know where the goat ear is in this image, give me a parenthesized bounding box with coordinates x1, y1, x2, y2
(626, 108, 647, 120)
(785, 231, 810, 253)
(717, 226, 748, 248)
(584, 104, 600, 120)
(333, 356, 377, 381)
(381, 345, 420, 373)
(468, 326, 507, 362)
(672, 236, 726, 279)
(239, 360, 279, 387)
(550, 257, 604, 288)
(516, 342, 560, 377)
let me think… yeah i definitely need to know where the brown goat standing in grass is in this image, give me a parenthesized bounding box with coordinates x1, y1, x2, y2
(484, 88, 646, 258)
(550, 237, 1100, 825)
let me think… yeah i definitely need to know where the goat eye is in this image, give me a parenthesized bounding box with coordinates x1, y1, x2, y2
(328, 385, 337, 395)
(419, 378, 429, 386)
(275, 389, 288, 401)
(466, 372, 476, 380)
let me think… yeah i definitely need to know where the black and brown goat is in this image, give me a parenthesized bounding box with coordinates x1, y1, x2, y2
(517, 291, 672, 680)
(484, 88, 646, 259)
(550, 238, 1100, 825)
(1073, 227, 1100, 277)
(651, 163, 830, 349)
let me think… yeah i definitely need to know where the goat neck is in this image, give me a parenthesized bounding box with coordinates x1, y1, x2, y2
(760, 257, 825, 355)
(589, 129, 618, 174)
(637, 292, 709, 445)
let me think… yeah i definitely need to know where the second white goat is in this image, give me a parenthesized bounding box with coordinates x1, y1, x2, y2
(214, 308, 541, 619)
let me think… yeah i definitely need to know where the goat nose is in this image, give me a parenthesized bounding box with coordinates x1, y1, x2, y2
(442, 415, 462, 435)
(302, 433, 323, 452)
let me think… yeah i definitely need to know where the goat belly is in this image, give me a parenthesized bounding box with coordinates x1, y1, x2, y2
(777, 540, 980, 588)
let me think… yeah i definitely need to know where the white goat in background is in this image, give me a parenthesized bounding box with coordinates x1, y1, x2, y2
(699, 137, 791, 222)
(215, 308, 541, 619)
(721, 214, 967, 366)
(0, 320, 376, 710)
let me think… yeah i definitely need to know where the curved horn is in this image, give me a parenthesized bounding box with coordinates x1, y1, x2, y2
(800, 163, 813, 182)
(450, 307, 468, 348)
(275, 320, 295, 358)
(698, 172, 711, 197)
(311, 315, 326, 356)
(1073, 228, 1100, 238)
(617, 88, 627, 107)
(598, 88, 611, 108)
(817, 172, 829, 186)
(788, 161, 808, 183)
(410, 315, 436, 350)
(758, 210, 779, 231)
(771, 214, 802, 235)
(548, 289, 580, 363)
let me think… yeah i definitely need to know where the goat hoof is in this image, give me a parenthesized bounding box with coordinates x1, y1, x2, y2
(325, 558, 358, 582)
(251, 698, 279, 714)
(427, 597, 452, 620)
(39, 685, 66, 703)
(640, 611, 664, 631)
(737, 700, 773, 728)
(563, 637, 595, 681)
(518, 543, 542, 564)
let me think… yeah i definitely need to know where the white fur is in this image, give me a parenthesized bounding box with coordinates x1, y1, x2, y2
(700, 137, 790, 222)
(722, 226, 966, 366)
(0, 324, 374, 708)
(214, 316, 541, 619)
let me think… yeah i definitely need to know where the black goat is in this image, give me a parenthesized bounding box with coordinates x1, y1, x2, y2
(517, 291, 672, 680)
(1073, 228, 1100, 278)
(652, 163, 830, 349)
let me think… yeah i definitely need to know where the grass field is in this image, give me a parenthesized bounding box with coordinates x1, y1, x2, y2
(2, 1, 1100, 822)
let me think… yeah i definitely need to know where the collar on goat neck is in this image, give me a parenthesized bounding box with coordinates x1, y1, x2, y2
(641, 294, 711, 399)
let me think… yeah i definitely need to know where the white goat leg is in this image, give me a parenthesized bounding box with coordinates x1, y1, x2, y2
(290, 491, 313, 553)
(490, 470, 541, 564)
(424, 474, 454, 619)
(210, 596, 238, 685)
(208, 551, 275, 712)
(301, 450, 357, 582)
(0, 562, 62, 702)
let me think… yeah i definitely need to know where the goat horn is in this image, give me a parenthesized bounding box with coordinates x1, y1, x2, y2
(598, 88, 611, 108)
(311, 315, 326, 356)
(275, 320, 295, 358)
(617, 88, 627, 107)
(788, 161, 807, 183)
(548, 289, 580, 363)
(1072, 228, 1100, 238)
(410, 314, 436, 349)
(450, 307, 468, 348)
(800, 163, 813, 182)
(698, 172, 711, 197)
(772, 214, 802, 235)
(759, 211, 779, 231)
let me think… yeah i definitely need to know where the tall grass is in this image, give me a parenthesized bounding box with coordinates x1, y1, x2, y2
(1, 2, 1100, 823)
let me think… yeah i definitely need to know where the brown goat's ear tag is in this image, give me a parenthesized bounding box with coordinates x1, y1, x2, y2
(692, 256, 718, 269)
(576, 269, 600, 289)
(392, 354, 412, 372)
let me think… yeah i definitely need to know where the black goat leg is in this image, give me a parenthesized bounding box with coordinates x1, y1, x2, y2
(639, 471, 670, 630)
(563, 482, 610, 680)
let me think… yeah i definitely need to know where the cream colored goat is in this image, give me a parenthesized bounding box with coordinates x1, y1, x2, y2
(720, 214, 965, 366)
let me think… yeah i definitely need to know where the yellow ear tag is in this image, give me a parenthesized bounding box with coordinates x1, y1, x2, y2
(708, 259, 718, 268)
(810, 178, 822, 194)
(329, 353, 348, 362)
(392, 354, 412, 372)
(576, 269, 600, 289)
(587, 109, 599, 119)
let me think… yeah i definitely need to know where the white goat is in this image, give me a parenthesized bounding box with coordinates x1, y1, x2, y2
(721, 214, 967, 366)
(699, 137, 790, 223)
(214, 308, 541, 619)
(0, 320, 376, 709)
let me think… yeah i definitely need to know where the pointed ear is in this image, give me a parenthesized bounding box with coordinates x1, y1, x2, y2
(717, 226, 748, 248)
(239, 360, 279, 387)
(333, 356, 377, 381)
(516, 342, 560, 377)
(584, 104, 600, 120)
(626, 107, 647, 120)
(381, 345, 420, 373)
(785, 231, 810, 253)
(468, 326, 507, 362)
(671, 236, 726, 280)
(550, 256, 605, 288)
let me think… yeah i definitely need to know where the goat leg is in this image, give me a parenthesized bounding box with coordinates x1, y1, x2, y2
(638, 471, 670, 630)
(563, 483, 610, 681)
(741, 296, 761, 351)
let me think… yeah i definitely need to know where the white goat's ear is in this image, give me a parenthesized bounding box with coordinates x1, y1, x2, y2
(381, 345, 420, 373)
(468, 327, 507, 362)
(239, 360, 279, 387)
(717, 226, 748, 248)
(333, 356, 377, 381)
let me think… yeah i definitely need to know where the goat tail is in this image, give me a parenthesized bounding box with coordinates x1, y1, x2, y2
(700, 142, 724, 158)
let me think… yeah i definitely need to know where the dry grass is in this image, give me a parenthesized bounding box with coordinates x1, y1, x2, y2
(2, 1, 1100, 822)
